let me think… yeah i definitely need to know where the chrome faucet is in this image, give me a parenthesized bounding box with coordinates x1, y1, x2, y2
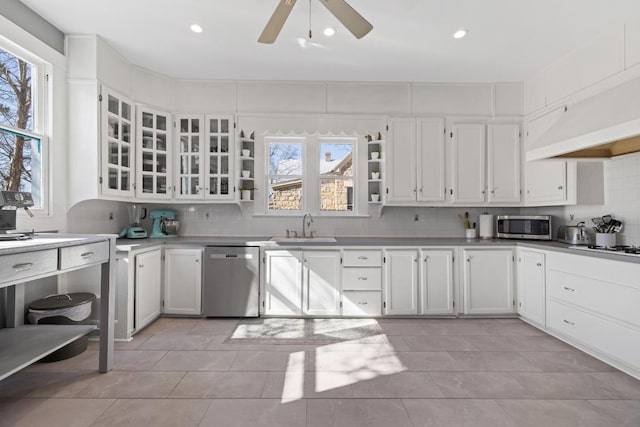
(302, 213, 313, 238)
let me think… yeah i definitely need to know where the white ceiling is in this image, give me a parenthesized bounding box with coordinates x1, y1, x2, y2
(22, 0, 640, 82)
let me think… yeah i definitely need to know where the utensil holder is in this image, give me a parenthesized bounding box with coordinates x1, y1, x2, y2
(595, 232, 615, 247)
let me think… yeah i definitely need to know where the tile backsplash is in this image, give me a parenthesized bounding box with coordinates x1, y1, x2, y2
(66, 153, 640, 245)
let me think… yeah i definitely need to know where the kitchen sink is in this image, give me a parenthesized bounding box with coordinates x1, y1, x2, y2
(270, 237, 337, 243)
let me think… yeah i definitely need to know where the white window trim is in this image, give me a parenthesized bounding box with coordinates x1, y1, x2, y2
(0, 38, 51, 216)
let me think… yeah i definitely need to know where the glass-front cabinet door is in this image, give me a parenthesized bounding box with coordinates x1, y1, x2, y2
(136, 107, 172, 199)
(101, 87, 134, 197)
(175, 115, 203, 199)
(205, 116, 234, 200)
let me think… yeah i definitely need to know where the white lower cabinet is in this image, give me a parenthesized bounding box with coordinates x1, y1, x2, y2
(463, 248, 515, 314)
(517, 249, 545, 326)
(134, 248, 162, 331)
(303, 251, 341, 316)
(163, 248, 202, 315)
(342, 250, 382, 317)
(420, 249, 454, 315)
(384, 249, 419, 315)
(263, 250, 340, 316)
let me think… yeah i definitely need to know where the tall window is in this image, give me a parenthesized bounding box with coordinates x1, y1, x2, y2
(0, 47, 44, 208)
(319, 140, 354, 212)
(267, 139, 304, 211)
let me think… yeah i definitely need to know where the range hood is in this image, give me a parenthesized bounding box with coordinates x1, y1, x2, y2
(526, 76, 640, 161)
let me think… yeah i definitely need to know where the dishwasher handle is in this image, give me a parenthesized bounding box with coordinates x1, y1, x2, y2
(209, 253, 254, 259)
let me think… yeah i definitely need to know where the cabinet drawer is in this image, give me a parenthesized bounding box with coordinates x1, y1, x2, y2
(547, 270, 640, 328)
(343, 250, 382, 267)
(342, 267, 382, 290)
(59, 241, 109, 270)
(342, 291, 381, 316)
(548, 252, 640, 290)
(547, 300, 640, 370)
(0, 249, 58, 285)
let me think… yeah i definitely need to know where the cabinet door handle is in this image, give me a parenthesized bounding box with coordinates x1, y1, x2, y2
(562, 286, 575, 292)
(536, 263, 542, 267)
(138, 264, 144, 268)
(563, 319, 575, 326)
(358, 256, 368, 260)
(12, 262, 33, 272)
(419, 187, 423, 193)
(80, 252, 94, 260)
(357, 277, 368, 280)
(413, 188, 417, 193)
(357, 301, 368, 305)
(558, 186, 564, 190)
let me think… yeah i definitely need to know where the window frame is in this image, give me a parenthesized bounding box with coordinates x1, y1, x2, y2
(264, 134, 359, 216)
(0, 39, 50, 215)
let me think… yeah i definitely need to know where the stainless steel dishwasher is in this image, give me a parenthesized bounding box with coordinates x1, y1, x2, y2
(203, 246, 260, 317)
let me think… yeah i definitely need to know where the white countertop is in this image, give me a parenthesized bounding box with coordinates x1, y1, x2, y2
(0, 233, 115, 256)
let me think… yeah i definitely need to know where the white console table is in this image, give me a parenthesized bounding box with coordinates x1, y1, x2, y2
(0, 234, 115, 381)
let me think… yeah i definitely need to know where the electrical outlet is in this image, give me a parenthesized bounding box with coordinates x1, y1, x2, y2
(108, 212, 114, 220)
(414, 214, 419, 221)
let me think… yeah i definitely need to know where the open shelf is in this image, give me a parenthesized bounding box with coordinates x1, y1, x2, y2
(0, 324, 96, 381)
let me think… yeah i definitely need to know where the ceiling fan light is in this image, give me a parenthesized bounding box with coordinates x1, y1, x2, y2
(190, 24, 203, 33)
(453, 29, 467, 39)
(323, 27, 336, 37)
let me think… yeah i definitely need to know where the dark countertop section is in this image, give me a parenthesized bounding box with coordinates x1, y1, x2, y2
(115, 236, 640, 264)
(0, 233, 114, 256)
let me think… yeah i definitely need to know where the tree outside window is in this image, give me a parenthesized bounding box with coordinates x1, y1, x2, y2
(0, 47, 42, 207)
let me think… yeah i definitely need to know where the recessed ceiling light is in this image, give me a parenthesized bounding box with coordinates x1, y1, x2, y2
(190, 24, 203, 33)
(453, 29, 467, 39)
(323, 27, 336, 37)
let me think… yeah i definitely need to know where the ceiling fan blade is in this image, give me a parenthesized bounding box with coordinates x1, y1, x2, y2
(318, 0, 373, 39)
(258, 0, 298, 44)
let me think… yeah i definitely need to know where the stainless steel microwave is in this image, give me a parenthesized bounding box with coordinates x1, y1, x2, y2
(496, 215, 552, 240)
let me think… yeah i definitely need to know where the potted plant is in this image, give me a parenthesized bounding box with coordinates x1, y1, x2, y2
(241, 169, 251, 178)
(370, 192, 380, 202)
(371, 168, 380, 180)
(370, 151, 380, 160)
(241, 148, 251, 157)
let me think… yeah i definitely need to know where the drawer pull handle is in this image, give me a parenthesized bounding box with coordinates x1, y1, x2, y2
(357, 301, 368, 305)
(12, 262, 34, 272)
(536, 263, 542, 267)
(563, 319, 575, 326)
(358, 256, 368, 260)
(80, 252, 95, 259)
(562, 286, 575, 292)
(358, 277, 368, 281)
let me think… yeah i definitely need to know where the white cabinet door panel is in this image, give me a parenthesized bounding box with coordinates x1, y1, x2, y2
(488, 124, 520, 203)
(303, 251, 341, 316)
(417, 118, 446, 202)
(464, 249, 514, 314)
(164, 249, 202, 315)
(387, 118, 418, 203)
(420, 250, 454, 315)
(517, 249, 545, 326)
(384, 250, 419, 315)
(452, 123, 486, 203)
(135, 249, 162, 331)
(525, 161, 567, 204)
(264, 250, 302, 316)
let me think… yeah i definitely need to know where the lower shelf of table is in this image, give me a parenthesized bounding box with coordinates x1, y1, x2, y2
(0, 324, 96, 381)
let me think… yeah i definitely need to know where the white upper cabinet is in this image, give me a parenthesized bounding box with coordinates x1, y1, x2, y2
(136, 106, 172, 199)
(386, 118, 417, 203)
(451, 123, 486, 204)
(387, 118, 445, 204)
(487, 123, 521, 203)
(525, 160, 567, 205)
(175, 115, 234, 200)
(101, 86, 135, 198)
(417, 118, 446, 202)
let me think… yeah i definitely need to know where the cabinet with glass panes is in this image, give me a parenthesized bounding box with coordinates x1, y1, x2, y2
(101, 87, 134, 197)
(174, 115, 234, 200)
(136, 107, 171, 199)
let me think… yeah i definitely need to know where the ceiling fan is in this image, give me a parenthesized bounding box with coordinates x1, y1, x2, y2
(258, 0, 373, 44)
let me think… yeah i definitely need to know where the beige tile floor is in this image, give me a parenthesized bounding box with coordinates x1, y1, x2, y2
(0, 317, 639, 426)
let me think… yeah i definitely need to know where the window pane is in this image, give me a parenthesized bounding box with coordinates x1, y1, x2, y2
(319, 142, 354, 212)
(0, 128, 41, 208)
(269, 178, 302, 211)
(269, 142, 302, 176)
